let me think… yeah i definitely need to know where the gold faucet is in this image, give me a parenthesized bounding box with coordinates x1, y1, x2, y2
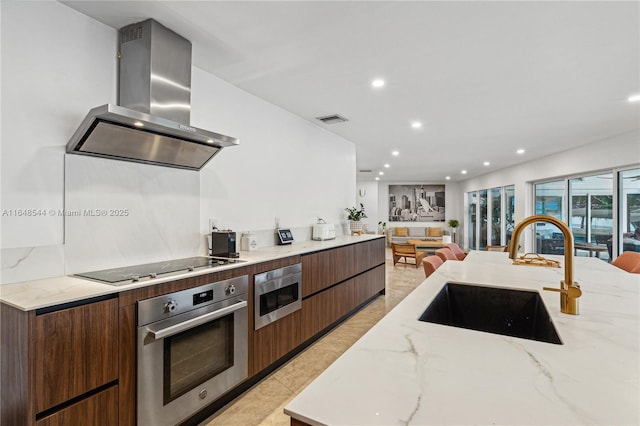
(508, 215, 581, 315)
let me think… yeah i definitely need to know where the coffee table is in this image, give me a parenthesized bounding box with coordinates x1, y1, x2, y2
(407, 239, 444, 253)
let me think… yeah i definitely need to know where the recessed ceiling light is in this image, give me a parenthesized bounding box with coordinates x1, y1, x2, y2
(133, 121, 144, 127)
(411, 121, 423, 129)
(517, 149, 525, 154)
(371, 79, 385, 88)
(375, 177, 380, 181)
(392, 150, 399, 156)
(445, 176, 451, 180)
(206, 139, 214, 144)
(483, 161, 490, 166)
(628, 93, 640, 102)
(461, 170, 467, 174)
(379, 171, 384, 176)
(384, 164, 390, 168)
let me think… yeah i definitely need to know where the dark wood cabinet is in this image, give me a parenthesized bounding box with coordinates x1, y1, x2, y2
(300, 265, 384, 342)
(34, 386, 118, 426)
(251, 309, 302, 375)
(354, 265, 385, 306)
(33, 298, 118, 412)
(301, 238, 385, 297)
(1, 297, 119, 426)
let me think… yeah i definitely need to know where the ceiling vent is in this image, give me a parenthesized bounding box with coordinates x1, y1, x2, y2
(359, 169, 372, 173)
(316, 114, 348, 124)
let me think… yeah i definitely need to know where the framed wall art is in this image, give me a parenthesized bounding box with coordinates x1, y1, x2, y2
(388, 184, 445, 222)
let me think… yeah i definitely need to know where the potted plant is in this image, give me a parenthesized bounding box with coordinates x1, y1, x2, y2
(377, 220, 387, 234)
(345, 203, 367, 233)
(448, 219, 460, 243)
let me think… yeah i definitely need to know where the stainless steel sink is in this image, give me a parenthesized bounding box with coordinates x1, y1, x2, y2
(419, 282, 562, 344)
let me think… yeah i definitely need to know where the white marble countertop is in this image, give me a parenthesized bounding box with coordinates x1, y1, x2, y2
(0, 234, 384, 311)
(285, 251, 640, 425)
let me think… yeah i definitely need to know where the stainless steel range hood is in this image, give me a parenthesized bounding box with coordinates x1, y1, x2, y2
(66, 19, 238, 170)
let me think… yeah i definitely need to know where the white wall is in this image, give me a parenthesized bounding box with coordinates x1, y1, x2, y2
(459, 130, 640, 250)
(355, 181, 379, 232)
(0, 2, 356, 284)
(193, 69, 356, 241)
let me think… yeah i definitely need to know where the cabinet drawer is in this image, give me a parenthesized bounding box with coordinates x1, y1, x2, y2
(35, 385, 118, 426)
(301, 238, 385, 297)
(33, 298, 118, 413)
(251, 310, 302, 375)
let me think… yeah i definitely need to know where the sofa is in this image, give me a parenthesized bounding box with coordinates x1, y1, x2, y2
(386, 226, 446, 248)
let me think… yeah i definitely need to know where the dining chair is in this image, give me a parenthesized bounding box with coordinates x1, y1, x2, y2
(611, 251, 640, 274)
(444, 243, 466, 260)
(422, 255, 444, 278)
(436, 248, 458, 263)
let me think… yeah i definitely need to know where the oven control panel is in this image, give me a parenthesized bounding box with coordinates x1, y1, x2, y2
(193, 289, 214, 305)
(137, 275, 248, 326)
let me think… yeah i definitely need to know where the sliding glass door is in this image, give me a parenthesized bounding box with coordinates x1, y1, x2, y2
(468, 192, 477, 249)
(620, 168, 640, 254)
(534, 180, 565, 255)
(479, 190, 488, 249)
(532, 168, 638, 260)
(569, 173, 613, 261)
(489, 187, 502, 246)
(466, 185, 513, 250)
(505, 185, 515, 244)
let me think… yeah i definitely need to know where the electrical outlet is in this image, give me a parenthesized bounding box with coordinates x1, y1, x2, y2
(209, 218, 218, 232)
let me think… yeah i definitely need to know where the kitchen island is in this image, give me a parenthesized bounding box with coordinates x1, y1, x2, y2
(285, 250, 639, 425)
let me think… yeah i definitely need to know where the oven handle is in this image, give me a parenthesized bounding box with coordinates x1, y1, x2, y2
(147, 300, 247, 341)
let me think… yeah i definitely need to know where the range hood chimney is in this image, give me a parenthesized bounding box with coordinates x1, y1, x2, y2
(66, 19, 238, 170)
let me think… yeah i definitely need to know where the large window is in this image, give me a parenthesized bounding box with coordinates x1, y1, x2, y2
(533, 167, 639, 261)
(620, 168, 640, 254)
(534, 180, 565, 255)
(468, 192, 477, 248)
(569, 173, 613, 247)
(505, 185, 515, 243)
(466, 185, 514, 250)
(479, 190, 488, 249)
(490, 187, 502, 246)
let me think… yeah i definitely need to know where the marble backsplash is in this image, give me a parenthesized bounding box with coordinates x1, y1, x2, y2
(1, 245, 66, 285)
(63, 155, 201, 274)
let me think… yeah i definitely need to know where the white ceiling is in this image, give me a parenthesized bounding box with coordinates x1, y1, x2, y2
(62, 1, 640, 182)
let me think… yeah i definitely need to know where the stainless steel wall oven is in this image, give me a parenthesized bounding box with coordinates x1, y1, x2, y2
(137, 275, 248, 426)
(254, 263, 302, 330)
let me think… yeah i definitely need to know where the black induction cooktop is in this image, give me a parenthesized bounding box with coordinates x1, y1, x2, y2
(74, 256, 245, 286)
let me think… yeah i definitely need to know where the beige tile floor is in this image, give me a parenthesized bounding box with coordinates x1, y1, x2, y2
(202, 249, 426, 426)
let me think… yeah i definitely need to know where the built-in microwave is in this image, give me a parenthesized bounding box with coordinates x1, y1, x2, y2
(254, 263, 302, 330)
